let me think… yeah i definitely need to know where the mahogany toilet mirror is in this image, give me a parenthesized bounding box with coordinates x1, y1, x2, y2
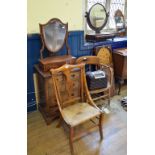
(114, 9, 126, 36)
(39, 18, 70, 59)
(85, 3, 109, 34)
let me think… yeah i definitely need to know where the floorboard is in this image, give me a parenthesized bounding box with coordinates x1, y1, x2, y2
(28, 85, 127, 155)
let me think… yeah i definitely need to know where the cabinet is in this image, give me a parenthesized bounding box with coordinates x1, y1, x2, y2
(34, 65, 58, 125)
(112, 48, 127, 94)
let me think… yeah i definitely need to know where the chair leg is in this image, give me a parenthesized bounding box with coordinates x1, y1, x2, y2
(99, 114, 103, 140)
(69, 127, 74, 155)
(56, 115, 63, 128)
(118, 79, 124, 95)
(108, 96, 110, 106)
(108, 89, 111, 106)
(118, 82, 121, 95)
(56, 117, 62, 128)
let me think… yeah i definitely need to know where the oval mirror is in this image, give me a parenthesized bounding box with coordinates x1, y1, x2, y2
(40, 19, 67, 53)
(90, 3, 106, 28)
(85, 3, 109, 33)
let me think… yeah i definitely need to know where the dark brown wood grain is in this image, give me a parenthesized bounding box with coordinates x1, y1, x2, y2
(39, 55, 76, 72)
(113, 48, 127, 94)
(85, 33, 117, 42)
(113, 48, 127, 79)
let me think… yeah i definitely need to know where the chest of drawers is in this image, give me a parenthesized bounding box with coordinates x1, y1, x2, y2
(34, 65, 80, 125)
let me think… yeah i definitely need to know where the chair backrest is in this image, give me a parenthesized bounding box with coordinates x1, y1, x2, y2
(94, 46, 113, 67)
(94, 46, 115, 96)
(50, 63, 86, 109)
(76, 56, 101, 71)
(76, 55, 113, 90)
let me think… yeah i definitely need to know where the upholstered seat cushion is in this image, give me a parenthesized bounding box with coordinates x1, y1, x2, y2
(62, 102, 100, 127)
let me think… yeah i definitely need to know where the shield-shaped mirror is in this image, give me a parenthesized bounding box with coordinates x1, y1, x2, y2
(40, 19, 67, 53)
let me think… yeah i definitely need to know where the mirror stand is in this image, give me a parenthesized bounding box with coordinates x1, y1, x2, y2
(39, 18, 76, 72)
(85, 3, 117, 42)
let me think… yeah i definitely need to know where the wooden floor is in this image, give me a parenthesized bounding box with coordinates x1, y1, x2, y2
(28, 86, 127, 155)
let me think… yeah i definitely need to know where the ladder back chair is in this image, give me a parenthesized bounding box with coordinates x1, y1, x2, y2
(94, 46, 115, 97)
(76, 56, 113, 106)
(50, 63, 103, 155)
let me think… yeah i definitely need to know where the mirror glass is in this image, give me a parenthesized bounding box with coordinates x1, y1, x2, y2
(89, 3, 106, 28)
(115, 16, 124, 29)
(43, 21, 66, 52)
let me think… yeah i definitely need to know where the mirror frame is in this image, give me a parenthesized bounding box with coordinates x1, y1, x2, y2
(85, 3, 109, 34)
(39, 18, 70, 59)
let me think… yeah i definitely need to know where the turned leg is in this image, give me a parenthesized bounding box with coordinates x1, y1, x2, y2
(69, 127, 74, 155)
(118, 79, 124, 95)
(118, 81, 121, 95)
(99, 114, 103, 140)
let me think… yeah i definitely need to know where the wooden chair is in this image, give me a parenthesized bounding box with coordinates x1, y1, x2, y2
(94, 46, 115, 97)
(50, 63, 103, 155)
(76, 56, 113, 106)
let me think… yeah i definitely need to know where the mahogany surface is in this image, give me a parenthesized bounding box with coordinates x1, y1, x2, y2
(39, 55, 76, 72)
(86, 33, 117, 42)
(113, 48, 127, 79)
(113, 48, 127, 94)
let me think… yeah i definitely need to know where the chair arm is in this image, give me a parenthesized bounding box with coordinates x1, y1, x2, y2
(83, 72, 102, 113)
(87, 93, 102, 112)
